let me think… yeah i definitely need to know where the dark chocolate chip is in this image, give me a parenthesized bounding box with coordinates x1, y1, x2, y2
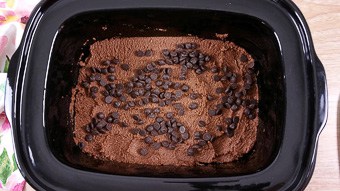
(146, 125, 154, 132)
(78, 142, 85, 149)
(145, 50, 152, 56)
(135, 50, 145, 57)
(189, 102, 199, 110)
(82, 82, 90, 88)
(181, 84, 190, 92)
(216, 87, 224, 94)
(108, 66, 115, 73)
(139, 148, 149, 156)
(190, 93, 199, 100)
(233, 116, 239, 123)
(120, 121, 128, 128)
(198, 140, 207, 147)
(179, 131, 188, 140)
(240, 54, 248, 62)
(90, 86, 98, 93)
(144, 136, 153, 144)
(207, 95, 215, 101)
(166, 112, 174, 119)
(106, 117, 113, 123)
(130, 128, 140, 135)
(121, 64, 130, 71)
(113, 101, 121, 108)
(198, 120, 206, 127)
(111, 112, 119, 119)
(213, 75, 221, 82)
(161, 141, 170, 148)
(97, 112, 105, 119)
(102, 60, 111, 65)
(107, 75, 115, 81)
(211, 67, 219, 73)
(152, 142, 161, 150)
(85, 134, 93, 142)
(179, 126, 186, 134)
(202, 132, 212, 141)
(96, 120, 107, 128)
(187, 147, 197, 156)
(231, 105, 239, 111)
(139, 129, 147, 136)
(229, 123, 237, 130)
(208, 109, 216, 116)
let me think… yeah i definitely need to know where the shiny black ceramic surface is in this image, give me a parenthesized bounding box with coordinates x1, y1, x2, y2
(5, 0, 327, 190)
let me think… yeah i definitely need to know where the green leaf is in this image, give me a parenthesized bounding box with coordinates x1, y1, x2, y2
(4, 55, 10, 73)
(0, 148, 12, 184)
(12, 153, 18, 172)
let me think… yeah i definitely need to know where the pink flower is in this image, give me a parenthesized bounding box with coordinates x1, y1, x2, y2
(3, 171, 25, 191)
(0, 115, 11, 132)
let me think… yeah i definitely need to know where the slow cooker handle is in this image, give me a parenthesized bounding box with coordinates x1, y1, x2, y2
(5, 49, 20, 125)
(315, 57, 327, 133)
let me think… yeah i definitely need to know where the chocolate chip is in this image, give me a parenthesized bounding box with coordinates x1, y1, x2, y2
(177, 126, 185, 134)
(144, 136, 153, 144)
(225, 118, 232, 124)
(85, 134, 93, 142)
(146, 125, 154, 132)
(106, 117, 113, 123)
(198, 120, 206, 127)
(166, 112, 174, 119)
(178, 109, 185, 116)
(202, 132, 212, 141)
(120, 121, 128, 128)
(78, 142, 85, 149)
(132, 115, 140, 121)
(198, 140, 207, 147)
(113, 101, 121, 108)
(135, 50, 145, 57)
(187, 147, 197, 156)
(240, 54, 248, 62)
(216, 87, 224, 94)
(96, 120, 107, 128)
(190, 93, 199, 100)
(231, 105, 239, 111)
(112, 58, 120, 65)
(139, 129, 147, 136)
(148, 142, 160, 151)
(107, 66, 115, 73)
(111, 112, 119, 119)
(107, 75, 115, 81)
(102, 60, 111, 65)
(121, 64, 130, 71)
(161, 141, 170, 148)
(207, 95, 215, 101)
(213, 75, 221, 82)
(174, 90, 183, 98)
(130, 128, 140, 135)
(82, 82, 90, 88)
(208, 109, 216, 116)
(211, 67, 219, 73)
(96, 112, 104, 119)
(229, 123, 237, 130)
(244, 108, 251, 115)
(225, 128, 234, 137)
(90, 86, 98, 93)
(181, 84, 190, 92)
(145, 50, 152, 56)
(189, 102, 199, 110)
(233, 116, 239, 123)
(162, 49, 170, 57)
(139, 148, 148, 156)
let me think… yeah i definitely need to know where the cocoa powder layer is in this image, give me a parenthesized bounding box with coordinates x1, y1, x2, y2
(70, 36, 258, 166)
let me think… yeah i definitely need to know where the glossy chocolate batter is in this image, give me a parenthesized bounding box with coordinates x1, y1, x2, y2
(70, 36, 258, 166)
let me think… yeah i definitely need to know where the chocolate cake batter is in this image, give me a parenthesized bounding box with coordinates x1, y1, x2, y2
(70, 36, 259, 166)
